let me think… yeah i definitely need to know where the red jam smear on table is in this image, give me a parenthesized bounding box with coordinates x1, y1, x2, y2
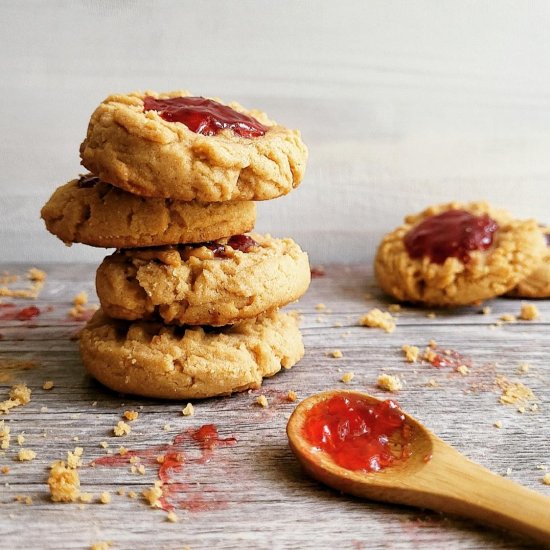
(302, 395, 411, 472)
(143, 96, 268, 138)
(404, 209, 498, 264)
(0, 305, 40, 321)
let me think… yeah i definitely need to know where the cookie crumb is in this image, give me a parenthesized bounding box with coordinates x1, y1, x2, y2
(79, 492, 94, 503)
(519, 303, 539, 321)
(499, 313, 516, 323)
(456, 365, 469, 376)
(182, 403, 194, 417)
(359, 309, 396, 333)
(128, 490, 137, 499)
(123, 410, 139, 421)
(496, 376, 535, 406)
(42, 380, 54, 391)
(315, 303, 327, 311)
(90, 541, 111, 550)
(0, 383, 32, 414)
(28, 267, 46, 282)
(494, 420, 503, 428)
(99, 441, 109, 449)
(377, 374, 402, 392)
(48, 461, 81, 502)
(167, 510, 179, 523)
(426, 312, 436, 319)
(142, 481, 163, 508)
(286, 390, 298, 402)
(73, 291, 88, 306)
(17, 448, 36, 461)
(99, 491, 111, 504)
(113, 421, 131, 437)
(481, 306, 492, 315)
(330, 349, 343, 358)
(67, 447, 83, 469)
(517, 363, 530, 374)
(17, 434, 25, 445)
(341, 372, 354, 384)
(402, 345, 419, 363)
(505, 467, 512, 476)
(428, 339, 437, 349)
(543, 473, 550, 485)
(1, 465, 9, 474)
(427, 379, 438, 387)
(256, 395, 269, 408)
(163, 424, 171, 431)
(388, 304, 401, 313)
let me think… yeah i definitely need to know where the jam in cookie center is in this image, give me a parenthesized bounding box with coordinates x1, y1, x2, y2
(404, 209, 499, 264)
(143, 96, 268, 138)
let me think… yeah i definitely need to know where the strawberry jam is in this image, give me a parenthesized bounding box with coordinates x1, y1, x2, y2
(191, 234, 258, 258)
(404, 209, 498, 264)
(302, 395, 410, 472)
(143, 96, 268, 138)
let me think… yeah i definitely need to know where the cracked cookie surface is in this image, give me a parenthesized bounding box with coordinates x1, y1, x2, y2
(96, 234, 311, 326)
(41, 176, 256, 248)
(80, 90, 308, 201)
(79, 309, 304, 399)
(375, 202, 547, 306)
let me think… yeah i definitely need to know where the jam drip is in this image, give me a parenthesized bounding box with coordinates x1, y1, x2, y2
(404, 209, 498, 264)
(192, 234, 258, 258)
(302, 395, 410, 472)
(143, 96, 268, 138)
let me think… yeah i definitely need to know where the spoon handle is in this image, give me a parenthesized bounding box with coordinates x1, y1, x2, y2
(418, 439, 550, 544)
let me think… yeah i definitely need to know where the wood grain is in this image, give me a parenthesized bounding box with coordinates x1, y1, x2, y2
(0, 263, 549, 549)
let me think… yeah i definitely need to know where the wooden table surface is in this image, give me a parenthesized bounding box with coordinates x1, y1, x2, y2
(0, 263, 549, 550)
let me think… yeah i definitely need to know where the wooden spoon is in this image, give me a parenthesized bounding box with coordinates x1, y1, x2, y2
(287, 390, 550, 544)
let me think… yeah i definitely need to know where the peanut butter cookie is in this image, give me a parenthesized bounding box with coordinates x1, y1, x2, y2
(41, 175, 256, 248)
(80, 91, 308, 201)
(508, 226, 550, 298)
(80, 309, 304, 399)
(375, 202, 546, 306)
(96, 234, 310, 326)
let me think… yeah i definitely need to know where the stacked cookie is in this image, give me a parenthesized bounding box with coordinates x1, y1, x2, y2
(42, 90, 310, 399)
(375, 201, 549, 306)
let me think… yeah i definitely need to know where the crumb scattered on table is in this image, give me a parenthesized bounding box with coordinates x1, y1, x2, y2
(113, 421, 131, 437)
(287, 390, 297, 402)
(377, 374, 402, 392)
(0, 384, 31, 414)
(42, 380, 54, 390)
(402, 345, 419, 363)
(182, 403, 194, 416)
(330, 349, 343, 358)
(341, 372, 354, 384)
(17, 448, 36, 461)
(123, 410, 138, 421)
(519, 303, 539, 321)
(256, 395, 269, 408)
(359, 308, 396, 333)
(48, 461, 81, 502)
(142, 481, 163, 508)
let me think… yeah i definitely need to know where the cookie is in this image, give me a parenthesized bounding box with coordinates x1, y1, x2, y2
(375, 202, 547, 307)
(80, 91, 308, 202)
(96, 234, 310, 326)
(40, 175, 257, 248)
(508, 226, 550, 298)
(79, 309, 304, 399)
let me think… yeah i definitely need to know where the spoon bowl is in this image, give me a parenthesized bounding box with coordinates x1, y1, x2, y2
(287, 390, 550, 544)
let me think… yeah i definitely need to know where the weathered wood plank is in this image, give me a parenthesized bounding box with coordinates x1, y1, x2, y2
(0, 263, 548, 550)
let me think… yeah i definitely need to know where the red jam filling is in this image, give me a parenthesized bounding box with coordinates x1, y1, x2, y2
(192, 234, 259, 258)
(404, 209, 498, 264)
(143, 96, 268, 138)
(302, 395, 411, 472)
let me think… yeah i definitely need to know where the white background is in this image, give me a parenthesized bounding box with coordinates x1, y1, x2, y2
(2, 0, 550, 263)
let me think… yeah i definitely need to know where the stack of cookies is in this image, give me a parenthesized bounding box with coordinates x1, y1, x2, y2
(42, 91, 310, 399)
(375, 201, 549, 306)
